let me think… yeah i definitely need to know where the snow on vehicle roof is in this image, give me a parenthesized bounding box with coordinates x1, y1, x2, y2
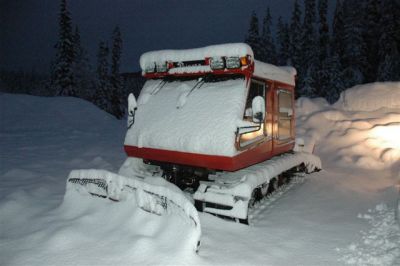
(140, 43, 296, 86)
(253, 60, 296, 86)
(140, 43, 253, 70)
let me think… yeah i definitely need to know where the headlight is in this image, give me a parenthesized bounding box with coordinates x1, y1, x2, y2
(210, 57, 225, 70)
(156, 62, 167, 73)
(145, 63, 156, 73)
(226, 57, 241, 69)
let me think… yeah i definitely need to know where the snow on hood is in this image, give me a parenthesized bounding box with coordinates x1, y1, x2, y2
(334, 82, 400, 111)
(297, 82, 400, 171)
(125, 78, 247, 156)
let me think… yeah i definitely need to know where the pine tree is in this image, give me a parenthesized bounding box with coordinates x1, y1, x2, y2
(260, 8, 276, 63)
(95, 41, 110, 112)
(301, 68, 317, 98)
(377, 49, 400, 81)
(245, 11, 262, 59)
(289, 0, 303, 68)
(331, 0, 345, 61)
(73, 26, 93, 101)
(324, 54, 345, 103)
(48, 60, 58, 96)
(363, 0, 382, 82)
(341, 0, 366, 88)
(276, 16, 290, 65)
(317, 0, 329, 62)
(54, 0, 75, 96)
(110, 26, 124, 119)
(314, 0, 330, 97)
(299, 0, 318, 97)
(394, 0, 400, 50)
(301, 0, 317, 67)
(377, 0, 400, 81)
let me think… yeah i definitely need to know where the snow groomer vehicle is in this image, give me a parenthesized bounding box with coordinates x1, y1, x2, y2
(65, 43, 321, 252)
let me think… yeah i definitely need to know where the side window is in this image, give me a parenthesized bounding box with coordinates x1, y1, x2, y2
(277, 89, 293, 140)
(238, 80, 266, 148)
(243, 80, 265, 120)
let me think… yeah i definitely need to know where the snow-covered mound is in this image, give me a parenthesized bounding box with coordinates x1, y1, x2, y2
(0, 93, 127, 176)
(0, 93, 200, 265)
(334, 82, 400, 111)
(297, 82, 400, 170)
(1, 91, 399, 265)
(0, 93, 120, 133)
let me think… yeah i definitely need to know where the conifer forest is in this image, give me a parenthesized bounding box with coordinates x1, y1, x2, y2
(1, 0, 399, 117)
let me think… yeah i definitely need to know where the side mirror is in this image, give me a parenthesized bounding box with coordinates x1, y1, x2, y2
(252, 96, 265, 123)
(128, 93, 137, 128)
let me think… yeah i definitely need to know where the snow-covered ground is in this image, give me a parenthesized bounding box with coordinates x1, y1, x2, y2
(1, 82, 399, 265)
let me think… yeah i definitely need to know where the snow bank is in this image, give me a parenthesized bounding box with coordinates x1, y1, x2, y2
(1, 90, 400, 265)
(0, 93, 121, 134)
(66, 169, 201, 252)
(334, 82, 400, 111)
(125, 78, 247, 156)
(297, 82, 400, 170)
(0, 93, 203, 266)
(3, 189, 199, 266)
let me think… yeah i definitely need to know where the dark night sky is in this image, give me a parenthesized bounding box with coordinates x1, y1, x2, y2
(0, 0, 335, 73)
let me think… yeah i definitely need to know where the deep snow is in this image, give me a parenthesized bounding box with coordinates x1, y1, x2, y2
(1, 82, 399, 265)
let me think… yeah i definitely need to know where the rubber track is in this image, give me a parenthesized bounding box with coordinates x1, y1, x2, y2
(248, 172, 307, 226)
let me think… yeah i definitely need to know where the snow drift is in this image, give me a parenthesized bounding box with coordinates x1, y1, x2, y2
(66, 169, 201, 252)
(297, 82, 400, 170)
(334, 82, 400, 111)
(1, 81, 399, 266)
(0, 93, 199, 265)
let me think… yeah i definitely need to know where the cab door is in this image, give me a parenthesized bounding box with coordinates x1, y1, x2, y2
(236, 79, 271, 151)
(272, 85, 295, 151)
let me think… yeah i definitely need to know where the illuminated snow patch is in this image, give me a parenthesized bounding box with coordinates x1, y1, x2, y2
(369, 123, 400, 150)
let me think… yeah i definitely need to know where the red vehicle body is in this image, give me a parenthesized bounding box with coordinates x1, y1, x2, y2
(124, 49, 296, 177)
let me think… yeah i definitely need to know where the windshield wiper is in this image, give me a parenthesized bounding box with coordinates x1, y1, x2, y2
(176, 78, 205, 109)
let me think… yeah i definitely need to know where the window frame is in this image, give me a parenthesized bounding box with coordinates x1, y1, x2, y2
(236, 79, 268, 150)
(276, 89, 294, 142)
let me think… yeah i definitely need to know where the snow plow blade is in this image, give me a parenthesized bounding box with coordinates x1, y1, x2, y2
(65, 169, 201, 252)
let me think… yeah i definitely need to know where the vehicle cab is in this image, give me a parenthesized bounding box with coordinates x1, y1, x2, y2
(124, 43, 296, 188)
